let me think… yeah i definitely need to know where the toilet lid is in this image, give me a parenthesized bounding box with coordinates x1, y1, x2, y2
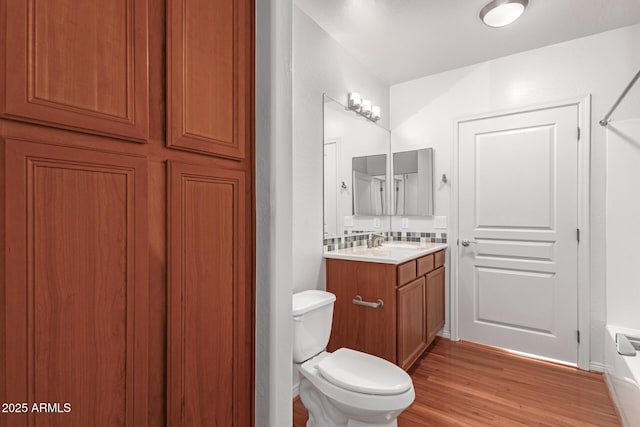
(317, 348, 412, 395)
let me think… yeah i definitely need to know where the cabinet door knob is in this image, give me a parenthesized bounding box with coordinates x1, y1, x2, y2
(352, 295, 384, 309)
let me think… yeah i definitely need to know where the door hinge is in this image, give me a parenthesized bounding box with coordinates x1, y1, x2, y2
(577, 330, 581, 344)
(577, 127, 581, 141)
(576, 228, 580, 243)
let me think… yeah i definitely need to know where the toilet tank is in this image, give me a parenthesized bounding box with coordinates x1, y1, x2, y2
(292, 290, 336, 363)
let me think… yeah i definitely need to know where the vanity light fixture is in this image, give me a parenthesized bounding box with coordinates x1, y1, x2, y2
(480, 0, 528, 28)
(347, 92, 381, 122)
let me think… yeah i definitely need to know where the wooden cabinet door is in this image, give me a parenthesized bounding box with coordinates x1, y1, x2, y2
(1, 138, 148, 426)
(426, 266, 446, 345)
(167, 0, 253, 160)
(2, 0, 149, 142)
(326, 259, 397, 363)
(167, 162, 251, 426)
(397, 277, 428, 370)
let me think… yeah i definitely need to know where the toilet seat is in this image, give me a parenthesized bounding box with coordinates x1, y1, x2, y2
(317, 348, 412, 395)
(298, 351, 415, 413)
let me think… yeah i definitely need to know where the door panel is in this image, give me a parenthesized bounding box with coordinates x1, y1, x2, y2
(458, 105, 579, 364)
(475, 126, 555, 229)
(2, 138, 148, 426)
(326, 260, 397, 364)
(167, 162, 250, 426)
(397, 277, 427, 370)
(2, 0, 149, 141)
(426, 266, 445, 345)
(167, 0, 252, 159)
(475, 267, 554, 333)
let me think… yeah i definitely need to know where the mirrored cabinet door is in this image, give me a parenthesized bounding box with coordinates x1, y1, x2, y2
(392, 148, 434, 216)
(352, 154, 387, 216)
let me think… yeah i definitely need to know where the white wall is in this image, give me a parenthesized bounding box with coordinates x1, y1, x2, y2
(255, 0, 293, 424)
(390, 24, 640, 368)
(293, 5, 390, 293)
(606, 118, 640, 330)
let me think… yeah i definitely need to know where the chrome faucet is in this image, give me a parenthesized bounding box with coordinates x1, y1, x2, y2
(367, 233, 386, 248)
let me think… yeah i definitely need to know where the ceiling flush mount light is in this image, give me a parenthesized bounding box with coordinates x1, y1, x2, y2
(480, 0, 528, 28)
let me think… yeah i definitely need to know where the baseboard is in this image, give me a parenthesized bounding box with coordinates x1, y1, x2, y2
(604, 372, 629, 427)
(590, 362, 605, 373)
(437, 329, 451, 339)
(292, 381, 300, 398)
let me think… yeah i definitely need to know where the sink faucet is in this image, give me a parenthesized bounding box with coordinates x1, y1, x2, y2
(367, 233, 386, 248)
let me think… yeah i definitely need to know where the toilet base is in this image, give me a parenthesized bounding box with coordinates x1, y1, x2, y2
(299, 378, 398, 427)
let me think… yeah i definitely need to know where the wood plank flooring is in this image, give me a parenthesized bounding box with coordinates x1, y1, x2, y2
(293, 338, 620, 426)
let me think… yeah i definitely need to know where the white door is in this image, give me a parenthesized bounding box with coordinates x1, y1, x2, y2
(458, 105, 579, 364)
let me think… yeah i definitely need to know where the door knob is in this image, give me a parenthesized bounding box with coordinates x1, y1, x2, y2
(461, 239, 477, 247)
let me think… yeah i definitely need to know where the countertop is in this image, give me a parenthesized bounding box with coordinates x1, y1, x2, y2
(323, 242, 447, 265)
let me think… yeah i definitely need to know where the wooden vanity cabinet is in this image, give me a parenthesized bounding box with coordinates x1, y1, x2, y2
(326, 249, 446, 371)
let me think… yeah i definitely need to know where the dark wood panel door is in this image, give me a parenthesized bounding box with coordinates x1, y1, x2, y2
(397, 277, 427, 370)
(2, 0, 149, 142)
(1, 138, 148, 426)
(167, 0, 252, 160)
(167, 162, 251, 426)
(326, 259, 397, 363)
(426, 266, 445, 346)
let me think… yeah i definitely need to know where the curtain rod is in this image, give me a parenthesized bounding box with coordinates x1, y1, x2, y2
(600, 68, 640, 127)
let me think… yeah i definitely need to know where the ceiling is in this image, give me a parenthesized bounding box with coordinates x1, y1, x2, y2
(295, 0, 640, 85)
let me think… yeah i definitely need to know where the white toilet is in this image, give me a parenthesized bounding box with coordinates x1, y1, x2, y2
(293, 290, 415, 427)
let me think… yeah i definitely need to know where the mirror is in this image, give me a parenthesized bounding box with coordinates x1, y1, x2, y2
(323, 95, 391, 239)
(352, 154, 387, 216)
(392, 148, 434, 216)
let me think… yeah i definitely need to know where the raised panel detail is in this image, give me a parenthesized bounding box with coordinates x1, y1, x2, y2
(475, 266, 555, 334)
(475, 239, 555, 261)
(434, 250, 445, 269)
(426, 266, 445, 345)
(326, 259, 397, 364)
(167, 0, 252, 159)
(2, 138, 148, 426)
(397, 260, 417, 287)
(167, 162, 250, 426)
(475, 126, 555, 229)
(3, 0, 148, 141)
(397, 277, 427, 370)
(417, 254, 434, 277)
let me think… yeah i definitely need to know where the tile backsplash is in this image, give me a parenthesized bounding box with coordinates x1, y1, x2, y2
(323, 231, 447, 252)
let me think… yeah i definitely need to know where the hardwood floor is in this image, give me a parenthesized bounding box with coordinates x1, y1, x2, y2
(293, 338, 620, 426)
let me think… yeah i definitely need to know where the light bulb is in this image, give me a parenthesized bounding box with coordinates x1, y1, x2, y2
(371, 105, 381, 121)
(361, 99, 372, 116)
(348, 92, 362, 110)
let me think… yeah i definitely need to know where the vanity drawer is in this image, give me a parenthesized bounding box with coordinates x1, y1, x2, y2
(434, 250, 445, 269)
(397, 260, 417, 287)
(417, 254, 434, 277)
